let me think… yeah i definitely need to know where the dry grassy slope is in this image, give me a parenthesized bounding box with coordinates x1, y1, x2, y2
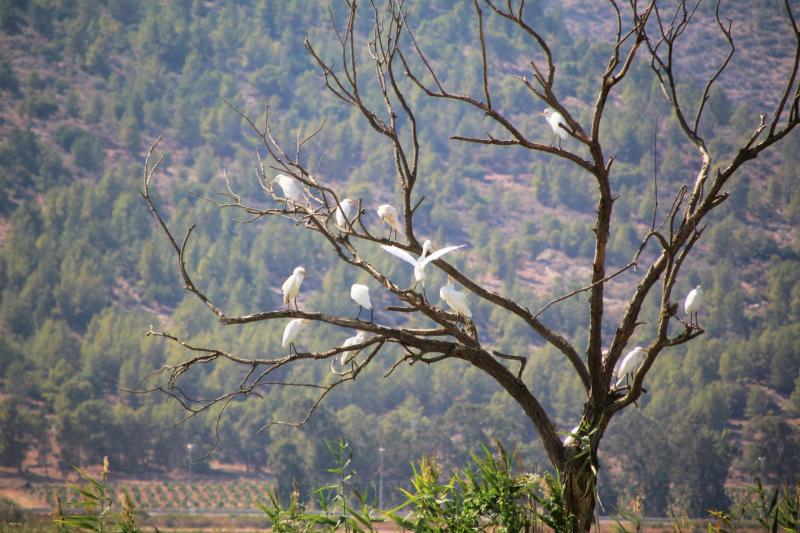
(556, 0, 797, 108)
(0, 2, 795, 317)
(472, 0, 799, 319)
(0, 27, 197, 219)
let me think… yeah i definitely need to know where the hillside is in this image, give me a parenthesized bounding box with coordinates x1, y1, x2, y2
(0, 0, 798, 520)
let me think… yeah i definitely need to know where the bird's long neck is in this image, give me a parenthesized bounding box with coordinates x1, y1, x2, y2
(419, 242, 431, 263)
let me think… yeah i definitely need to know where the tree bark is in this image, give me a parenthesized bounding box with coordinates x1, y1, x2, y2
(561, 459, 597, 533)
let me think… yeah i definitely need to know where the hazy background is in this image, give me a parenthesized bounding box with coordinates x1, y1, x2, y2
(0, 0, 798, 518)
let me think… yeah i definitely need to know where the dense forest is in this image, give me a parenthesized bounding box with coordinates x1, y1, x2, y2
(0, 0, 799, 518)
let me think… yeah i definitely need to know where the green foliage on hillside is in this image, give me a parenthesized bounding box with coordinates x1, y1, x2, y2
(0, 0, 798, 517)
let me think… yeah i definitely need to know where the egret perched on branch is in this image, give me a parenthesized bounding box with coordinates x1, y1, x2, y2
(282, 318, 310, 354)
(615, 346, 648, 387)
(340, 330, 368, 365)
(281, 266, 306, 309)
(538, 108, 569, 148)
(335, 198, 357, 232)
(381, 240, 465, 297)
(377, 204, 402, 240)
(274, 174, 305, 204)
(563, 424, 581, 446)
(439, 277, 471, 319)
(350, 283, 373, 322)
(684, 285, 703, 328)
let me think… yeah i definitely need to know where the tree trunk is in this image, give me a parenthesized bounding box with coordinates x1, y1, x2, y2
(561, 460, 598, 533)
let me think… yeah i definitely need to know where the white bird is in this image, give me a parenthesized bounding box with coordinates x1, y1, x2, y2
(281, 266, 306, 309)
(335, 198, 357, 232)
(380, 239, 465, 297)
(350, 283, 373, 322)
(615, 346, 648, 387)
(339, 330, 368, 365)
(282, 318, 310, 354)
(377, 204, 402, 240)
(439, 277, 471, 319)
(684, 285, 703, 328)
(538, 107, 569, 148)
(274, 174, 305, 204)
(563, 424, 581, 446)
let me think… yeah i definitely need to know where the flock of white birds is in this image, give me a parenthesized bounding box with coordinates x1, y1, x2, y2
(565, 285, 704, 444)
(273, 173, 471, 363)
(272, 111, 705, 400)
(611, 286, 704, 387)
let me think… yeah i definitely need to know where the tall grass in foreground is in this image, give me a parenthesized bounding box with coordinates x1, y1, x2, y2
(20, 444, 799, 532)
(54, 456, 138, 532)
(260, 440, 570, 532)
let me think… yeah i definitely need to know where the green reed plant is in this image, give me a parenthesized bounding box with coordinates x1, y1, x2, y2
(55, 457, 138, 533)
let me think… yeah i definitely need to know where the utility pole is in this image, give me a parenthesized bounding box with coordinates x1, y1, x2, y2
(378, 447, 385, 509)
(186, 442, 194, 510)
(186, 443, 194, 485)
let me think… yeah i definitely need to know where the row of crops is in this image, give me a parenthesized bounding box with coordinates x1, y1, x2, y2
(31, 480, 276, 511)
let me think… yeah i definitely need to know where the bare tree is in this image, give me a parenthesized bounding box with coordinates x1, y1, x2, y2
(138, 0, 800, 530)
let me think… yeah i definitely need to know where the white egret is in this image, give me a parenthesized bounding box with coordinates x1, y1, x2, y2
(538, 107, 569, 148)
(339, 330, 368, 365)
(684, 285, 703, 327)
(563, 424, 581, 446)
(439, 277, 471, 319)
(335, 198, 357, 232)
(380, 239, 465, 297)
(274, 174, 305, 204)
(282, 318, 310, 354)
(377, 204, 402, 240)
(615, 346, 648, 387)
(350, 283, 373, 322)
(281, 266, 306, 309)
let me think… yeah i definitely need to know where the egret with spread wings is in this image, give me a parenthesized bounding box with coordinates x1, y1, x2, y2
(381, 239, 465, 297)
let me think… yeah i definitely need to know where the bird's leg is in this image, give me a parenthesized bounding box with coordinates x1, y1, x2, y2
(289, 342, 296, 356)
(550, 134, 557, 147)
(355, 306, 362, 321)
(369, 307, 374, 323)
(293, 297, 300, 311)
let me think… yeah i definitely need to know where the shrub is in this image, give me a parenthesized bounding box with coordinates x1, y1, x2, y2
(0, 61, 19, 95)
(0, 497, 23, 523)
(20, 93, 58, 119)
(70, 133, 105, 171)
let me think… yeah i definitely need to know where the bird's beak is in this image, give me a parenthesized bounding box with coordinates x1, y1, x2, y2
(537, 110, 546, 116)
